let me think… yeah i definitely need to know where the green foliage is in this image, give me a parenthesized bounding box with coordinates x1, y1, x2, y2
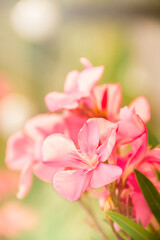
(147, 129, 159, 149)
(155, 168, 160, 181)
(134, 170, 160, 224)
(106, 212, 158, 240)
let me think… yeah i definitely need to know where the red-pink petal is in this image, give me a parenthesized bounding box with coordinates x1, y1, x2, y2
(53, 170, 90, 201)
(90, 163, 122, 188)
(129, 97, 151, 123)
(78, 119, 99, 155)
(131, 192, 152, 227)
(64, 111, 87, 145)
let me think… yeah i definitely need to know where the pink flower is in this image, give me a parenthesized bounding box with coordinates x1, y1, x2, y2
(5, 113, 65, 198)
(42, 118, 122, 201)
(45, 58, 104, 113)
(117, 123, 160, 227)
(45, 58, 150, 124)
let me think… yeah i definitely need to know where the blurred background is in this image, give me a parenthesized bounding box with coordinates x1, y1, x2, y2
(0, 0, 160, 239)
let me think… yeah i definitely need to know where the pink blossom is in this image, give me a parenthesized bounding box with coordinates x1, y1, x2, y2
(117, 124, 160, 227)
(5, 113, 65, 198)
(45, 58, 104, 113)
(45, 58, 150, 124)
(42, 118, 122, 201)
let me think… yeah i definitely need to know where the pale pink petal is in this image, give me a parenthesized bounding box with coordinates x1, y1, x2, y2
(117, 107, 146, 145)
(64, 70, 79, 92)
(53, 170, 91, 201)
(33, 162, 62, 183)
(107, 84, 122, 121)
(129, 97, 151, 123)
(17, 162, 32, 199)
(45, 92, 79, 112)
(94, 118, 118, 143)
(78, 65, 104, 93)
(78, 119, 99, 155)
(90, 163, 122, 188)
(5, 131, 33, 171)
(80, 57, 92, 69)
(25, 113, 64, 140)
(97, 128, 116, 162)
(131, 192, 152, 227)
(43, 134, 79, 167)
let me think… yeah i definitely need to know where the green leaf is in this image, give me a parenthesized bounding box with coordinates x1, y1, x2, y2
(155, 168, 160, 182)
(106, 212, 157, 240)
(134, 170, 160, 224)
(147, 130, 159, 149)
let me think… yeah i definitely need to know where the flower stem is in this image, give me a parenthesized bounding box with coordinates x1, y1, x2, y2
(78, 198, 109, 240)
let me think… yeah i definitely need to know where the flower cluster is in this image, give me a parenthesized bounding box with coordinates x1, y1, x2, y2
(5, 58, 160, 229)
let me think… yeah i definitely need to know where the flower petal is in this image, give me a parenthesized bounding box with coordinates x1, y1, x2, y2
(45, 92, 79, 112)
(5, 131, 33, 171)
(64, 111, 87, 145)
(107, 84, 122, 121)
(80, 57, 92, 69)
(131, 192, 152, 227)
(90, 163, 122, 188)
(97, 128, 116, 162)
(25, 113, 64, 140)
(129, 97, 151, 123)
(43, 134, 80, 168)
(78, 65, 104, 93)
(78, 119, 99, 155)
(33, 163, 62, 183)
(64, 70, 79, 92)
(93, 118, 118, 143)
(117, 107, 146, 145)
(17, 162, 32, 199)
(53, 170, 90, 201)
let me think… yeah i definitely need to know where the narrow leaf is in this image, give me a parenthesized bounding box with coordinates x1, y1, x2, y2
(147, 129, 159, 149)
(155, 168, 160, 182)
(134, 170, 160, 224)
(106, 211, 157, 240)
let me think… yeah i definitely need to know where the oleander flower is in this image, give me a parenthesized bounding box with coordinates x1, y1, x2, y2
(45, 58, 150, 123)
(45, 58, 104, 113)
(41, 118, 122, 201)
(5, 113, 64, 198)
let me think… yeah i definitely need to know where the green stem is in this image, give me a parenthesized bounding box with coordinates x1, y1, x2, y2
(78, 198, 109, 240)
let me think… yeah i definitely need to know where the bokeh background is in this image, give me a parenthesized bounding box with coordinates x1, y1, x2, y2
(0, 0, 160, 239)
